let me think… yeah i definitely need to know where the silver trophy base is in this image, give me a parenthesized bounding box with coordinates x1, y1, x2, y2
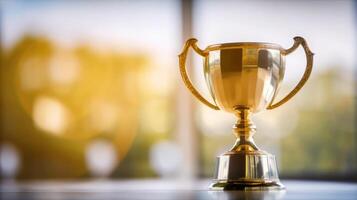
(210, 150, 285, 191)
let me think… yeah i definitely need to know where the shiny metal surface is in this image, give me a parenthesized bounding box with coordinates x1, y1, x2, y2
(178, 37, 314, 190)
(215, 151, 279, 182)
(210, 151, 283, 191)
(204, 45, 284, 113)
(178, 37, 313, 111)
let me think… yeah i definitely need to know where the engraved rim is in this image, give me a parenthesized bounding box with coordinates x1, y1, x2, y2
(205, 42, 283, 52)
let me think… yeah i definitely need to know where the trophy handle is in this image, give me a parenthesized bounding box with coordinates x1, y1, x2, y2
(267, 36, 314, 110)
(179, 38, 220, 110)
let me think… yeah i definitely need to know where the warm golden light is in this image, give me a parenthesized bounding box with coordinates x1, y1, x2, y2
(32, 96, 70, 135)
(48, 52, 80, 86)
(89, 100, 119, 132)
(1, 0, 355, 182)
(19, 58, 46, 91)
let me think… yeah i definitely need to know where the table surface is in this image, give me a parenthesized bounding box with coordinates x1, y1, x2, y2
(1, 179, 357, 200)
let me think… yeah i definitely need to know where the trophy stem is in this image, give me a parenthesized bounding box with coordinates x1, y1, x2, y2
(231, 108, 259, 152)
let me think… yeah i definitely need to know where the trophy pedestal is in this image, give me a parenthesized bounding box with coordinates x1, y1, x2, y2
(208, 108, 285, 191)
(210, 150, 285, 191)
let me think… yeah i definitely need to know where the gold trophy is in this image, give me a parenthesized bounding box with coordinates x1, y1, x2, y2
(179, 37, 313, 190)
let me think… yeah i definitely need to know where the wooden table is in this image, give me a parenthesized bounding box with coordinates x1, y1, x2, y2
(1, 179, 356, 200)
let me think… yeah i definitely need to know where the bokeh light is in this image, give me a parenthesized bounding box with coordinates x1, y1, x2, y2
(32, 96, 70, 135)
(48, 52, 80, 86)
(1, 0, 180, 180)
(149, 140, 183, 178)
(85, 139, 118, 178)
(0, 143, 21, 179)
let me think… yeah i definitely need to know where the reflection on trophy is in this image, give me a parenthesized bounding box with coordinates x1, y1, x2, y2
(179, 37, 314, 190)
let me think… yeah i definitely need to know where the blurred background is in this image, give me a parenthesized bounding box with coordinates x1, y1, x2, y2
(0, 0, 356, 182)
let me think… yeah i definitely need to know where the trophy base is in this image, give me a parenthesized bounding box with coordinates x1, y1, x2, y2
(210, 180, 285, 191)
(210, 150, 285, 191)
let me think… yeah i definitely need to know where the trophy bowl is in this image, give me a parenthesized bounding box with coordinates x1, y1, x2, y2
(179, 37, 313, 190)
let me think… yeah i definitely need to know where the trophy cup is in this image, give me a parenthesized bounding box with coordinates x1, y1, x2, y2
(179, 37, 313, 190)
